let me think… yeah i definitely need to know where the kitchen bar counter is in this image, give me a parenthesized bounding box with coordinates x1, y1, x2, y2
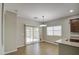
(56, 39, 79, 47)
(56, 39, 79, 55)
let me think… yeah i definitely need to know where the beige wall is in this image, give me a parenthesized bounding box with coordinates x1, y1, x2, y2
(43, 14, 79, 43)
(4, 11, 17, 54)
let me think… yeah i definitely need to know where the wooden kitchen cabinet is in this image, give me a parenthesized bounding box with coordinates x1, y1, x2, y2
(70, 18, 79, 32)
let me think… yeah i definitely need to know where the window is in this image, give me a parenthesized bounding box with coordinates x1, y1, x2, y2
(47, 26, 62, 36)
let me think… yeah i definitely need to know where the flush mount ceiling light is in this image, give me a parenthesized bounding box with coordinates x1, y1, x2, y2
(40, 16, 47, 27)
(34, 17, 38, 19)
(69, 9, 74, 13)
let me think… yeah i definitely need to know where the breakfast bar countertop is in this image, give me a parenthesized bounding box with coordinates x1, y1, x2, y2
(56, 39, 79, 48)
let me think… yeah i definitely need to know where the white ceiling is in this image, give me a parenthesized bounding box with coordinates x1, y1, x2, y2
(5, 3, 79, 22)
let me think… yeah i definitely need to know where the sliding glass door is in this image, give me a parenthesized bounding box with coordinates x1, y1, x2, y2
(33, 27, 39, 42)
(25, 26, 40, 44)
(26, 27, 33, 44)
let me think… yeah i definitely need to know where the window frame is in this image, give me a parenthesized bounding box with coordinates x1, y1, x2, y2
(47, 25, 62, 36)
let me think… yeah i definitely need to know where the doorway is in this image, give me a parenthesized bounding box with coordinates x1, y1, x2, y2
(25, 25, 40, 44)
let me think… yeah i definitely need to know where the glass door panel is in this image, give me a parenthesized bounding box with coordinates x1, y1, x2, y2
(25, 26, 40, 44)
(26, 27, 33, 44)
(33, 27, 39, 42)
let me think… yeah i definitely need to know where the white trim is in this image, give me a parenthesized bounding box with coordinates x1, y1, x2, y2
(4, 49, 17, 54)
(17, 44, 25, 48)
(26, 41, 40, 45)
(43, 40, 58, 45)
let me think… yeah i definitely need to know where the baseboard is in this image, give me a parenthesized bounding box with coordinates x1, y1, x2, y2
(40, 40, 45, 43)
(5, 49, 17, 55)
(43, 40, 58, 45)
(17, 44, 25, 48)
(26, 41, 40, 45)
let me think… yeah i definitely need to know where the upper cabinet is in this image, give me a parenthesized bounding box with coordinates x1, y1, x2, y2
(70, 18, 79, 32)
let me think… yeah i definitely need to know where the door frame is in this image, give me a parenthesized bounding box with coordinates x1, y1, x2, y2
(0, 3, 4, 55)
(24, 24, 26, 46)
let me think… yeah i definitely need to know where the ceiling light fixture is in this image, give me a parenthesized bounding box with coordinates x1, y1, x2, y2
(69, 10, 74, 13)
(34, 17, 38, 19)
(40, 16, 47, 27)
